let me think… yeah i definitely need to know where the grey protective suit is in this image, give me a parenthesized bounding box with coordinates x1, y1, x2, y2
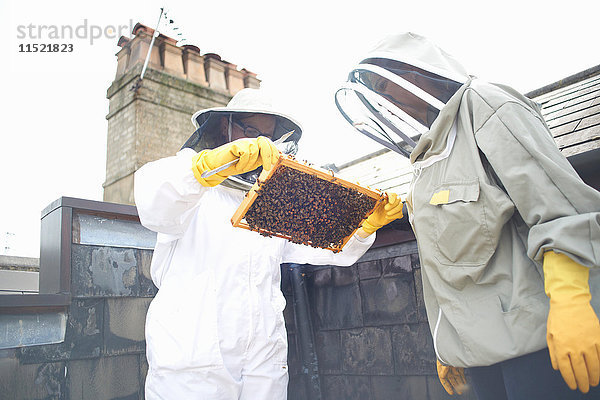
(408, 77, 600, 367)
(338, 33, 600, 368)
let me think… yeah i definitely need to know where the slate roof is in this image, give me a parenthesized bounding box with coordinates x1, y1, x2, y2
(334, 148, 413, 198)
(335, 65, 600, 198)
(527, 65, 600, 157)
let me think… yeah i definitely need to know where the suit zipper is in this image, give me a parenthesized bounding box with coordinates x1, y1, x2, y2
(433, 308, 448, 364)
(409, 120, 458, 365)
(408, 163, 422, 226)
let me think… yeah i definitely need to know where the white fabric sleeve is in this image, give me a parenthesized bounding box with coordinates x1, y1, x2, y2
(281, 231, 376, 266)
(134, 148, 208, 236)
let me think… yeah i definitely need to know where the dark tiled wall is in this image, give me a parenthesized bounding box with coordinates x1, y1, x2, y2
(2, 240, 478, 399)
(293, 241, 478, 400)
(1, 244, 156, 400)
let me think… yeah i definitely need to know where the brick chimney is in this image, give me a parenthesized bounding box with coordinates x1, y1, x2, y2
(104, 23, 260, 204)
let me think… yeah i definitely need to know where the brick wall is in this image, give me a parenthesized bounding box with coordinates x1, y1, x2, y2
(104, 62, 233, 205)
(104, 23, 260, 205)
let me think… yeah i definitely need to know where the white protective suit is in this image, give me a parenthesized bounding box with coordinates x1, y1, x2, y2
(134, 148, 375, 399)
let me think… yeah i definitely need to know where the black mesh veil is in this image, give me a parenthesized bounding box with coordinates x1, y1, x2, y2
(180, 111, 302, 188)
(180, 113, 226, 152)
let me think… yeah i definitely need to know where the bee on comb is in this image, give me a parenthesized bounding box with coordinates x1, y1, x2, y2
(232, 155, 383, 252)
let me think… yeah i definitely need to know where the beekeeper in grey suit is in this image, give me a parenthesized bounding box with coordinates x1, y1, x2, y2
(335, 32, 600, 399)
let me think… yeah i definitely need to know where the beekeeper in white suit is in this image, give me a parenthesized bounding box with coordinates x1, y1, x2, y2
(134, 88, 403, 399)
(335, 33, 600, 399)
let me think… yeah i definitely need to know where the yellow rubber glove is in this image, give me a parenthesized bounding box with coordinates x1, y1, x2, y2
(544, 251, 600, 393)
(437, 359, 466, 395)
(359, 192, 403, 236)
(191, 137, 280, 187)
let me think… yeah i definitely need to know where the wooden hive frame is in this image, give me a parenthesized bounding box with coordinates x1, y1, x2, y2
(231, 155, 384, 252)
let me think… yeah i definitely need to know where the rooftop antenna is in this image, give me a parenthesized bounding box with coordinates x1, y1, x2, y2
(131, 7, 164, 91)
(140, 7, 164, 80)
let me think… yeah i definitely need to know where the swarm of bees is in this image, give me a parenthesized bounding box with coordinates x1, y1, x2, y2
(244, 165, 377, 250)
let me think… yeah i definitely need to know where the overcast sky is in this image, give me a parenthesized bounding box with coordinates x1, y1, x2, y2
(1, 0, 598, 257)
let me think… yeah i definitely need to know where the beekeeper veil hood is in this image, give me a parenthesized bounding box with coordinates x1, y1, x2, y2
(182, 88, 303, 189)
(335, 32, 469, 157)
